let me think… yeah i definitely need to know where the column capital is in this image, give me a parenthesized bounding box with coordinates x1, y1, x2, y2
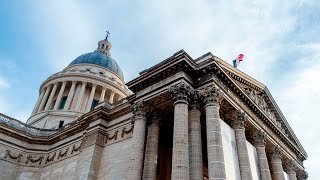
(232, 110, 247, 130)
(253, 129, 266, 147)
(285, 159, 297, 173)
(168, 82, 193, 104)
(271, 145, 282, 161)
(132, 101, 147, 118)
(201, 84, 224, 107)
(297, 170, 308, 180)
(147, 111, 161, 126)
(189, 90, 203, 109)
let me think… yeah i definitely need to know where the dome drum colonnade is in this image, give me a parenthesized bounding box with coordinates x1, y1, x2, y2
(31, 80, 121, 115)
(126, 82, 307, 180)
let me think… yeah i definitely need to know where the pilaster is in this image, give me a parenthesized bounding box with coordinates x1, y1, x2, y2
(74, 128, 106, 180)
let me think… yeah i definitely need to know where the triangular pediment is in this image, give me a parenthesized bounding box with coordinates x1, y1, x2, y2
(214, 58, 307, 157)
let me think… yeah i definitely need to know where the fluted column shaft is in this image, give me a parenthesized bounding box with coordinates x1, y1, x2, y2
(38, 85, 52, 112)
(53, 81, 67, 110)
(271, 146, 286, 180)
(202, 85, 226, 180)
(142, 116, 160, 180)
(169, 83, 191, 180)
(253, 130, 272, 180)
(99, 88, 106, 102)
(32, 89, 45, 114)
(64, 81, 76, 110)
(188, 105, 203, 180)
(75, 82, 87, 111)
(45, 83, 58, 111)
(86, 84, 97, 112)
(233, 111, 253, 180)
(127, 101, 147, 180)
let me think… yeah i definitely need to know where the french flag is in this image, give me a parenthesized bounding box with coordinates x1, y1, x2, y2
(233, 54, 244, 68)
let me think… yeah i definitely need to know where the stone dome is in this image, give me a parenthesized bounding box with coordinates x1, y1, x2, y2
(69, 52, 124, 79)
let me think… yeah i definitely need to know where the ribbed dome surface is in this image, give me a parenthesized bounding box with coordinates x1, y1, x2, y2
(69, 52, 123, 79)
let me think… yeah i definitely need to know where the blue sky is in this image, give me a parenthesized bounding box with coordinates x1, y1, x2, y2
(0, 0, 319, 177)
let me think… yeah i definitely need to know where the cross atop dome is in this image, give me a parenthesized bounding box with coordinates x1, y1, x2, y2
(105, 30, 110, 40)
(96, 32, 112, 56)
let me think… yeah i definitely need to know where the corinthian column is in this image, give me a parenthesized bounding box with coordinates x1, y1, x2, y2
(297, 170, 308, 180)
(38, 85, 52, 112)
(75, 82, 87, 111)
(188, 93, 203, 180)
(169, 82, 192, 180)
(86, 84, 97, 112)
(202, 84, 226, 180)
(32, 89, 45, 115)
(127, 101, 147, 180)
(285, 160, 297, 180)
(270, 146, 286, 180)
(53, 81, 67, 110)
(45, 83, 58, 111)
(142, 113, 160, 180)
(233, 111, 253, 180)
(252, 129, 272, 180)
(64, 81, 76, 110)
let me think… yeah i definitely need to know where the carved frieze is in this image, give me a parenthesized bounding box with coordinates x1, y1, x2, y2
(26, 155, 44, 165)
(45, 152, 56, 164)
(57, 147, 69, 159)
(121, 125, 134, 138)
(4, 149, 23, 162)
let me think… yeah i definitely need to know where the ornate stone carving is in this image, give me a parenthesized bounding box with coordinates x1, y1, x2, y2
(253, 129, 266, 147)
(58, 147, 69, 159)
(45, 152, 56, 164)
(271, 145, 282, 161)
(297, 170, 308, 180)
(105, 130, 119, 143)
(132, 101, 147, 117)
(232, 111, 247, 130)
(285, 159, 296, 173)
(121, 125, 134, 137)
(189, 90, 203, 109)
(168, 82, 193, 103)
(26, 155, 44, 165)
(200, 84, 224, 106)
(4, 149, 23, 162)
(71, 143, 81, 154)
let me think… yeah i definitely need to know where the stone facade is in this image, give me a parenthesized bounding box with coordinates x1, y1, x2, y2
(0, 41, 308, 180)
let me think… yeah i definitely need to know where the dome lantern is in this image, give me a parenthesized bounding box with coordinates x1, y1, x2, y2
(96, 31, 112, 56)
